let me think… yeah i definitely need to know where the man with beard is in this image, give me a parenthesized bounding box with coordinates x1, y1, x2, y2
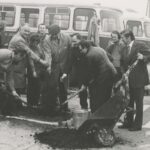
(78, 40, 116, 113)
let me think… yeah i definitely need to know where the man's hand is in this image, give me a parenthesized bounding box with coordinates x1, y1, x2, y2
(137, 53, 144, 60)
(33, 71, 37, 78)
(80, 84, 87, 92)
(47, 67, 51, 74)
(60, 73, 67, 82)
(12, 91, 20, 99)
(39, 59, 49, 67)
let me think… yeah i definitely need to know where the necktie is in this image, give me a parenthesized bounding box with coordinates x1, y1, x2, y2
(127, 45, 131, 56)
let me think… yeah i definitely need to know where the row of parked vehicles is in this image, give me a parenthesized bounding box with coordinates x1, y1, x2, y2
(1, 1, 150, 47)
(0, 0, 150, 91)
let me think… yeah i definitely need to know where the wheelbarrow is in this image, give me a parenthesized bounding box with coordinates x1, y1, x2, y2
(71, 60, 138, 147)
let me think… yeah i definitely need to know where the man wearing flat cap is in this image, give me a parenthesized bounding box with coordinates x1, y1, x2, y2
(43, 24, 71, 115)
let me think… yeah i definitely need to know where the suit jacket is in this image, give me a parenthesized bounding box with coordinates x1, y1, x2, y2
(44, 32, 71, 74)
(28, 36, 51, 77)
(68, 46, 88, 85)
(82, 46, 116, 86)
(121, 41, 150, 88)
(9, 32, 42, 63)
(8, 32, 44, 88)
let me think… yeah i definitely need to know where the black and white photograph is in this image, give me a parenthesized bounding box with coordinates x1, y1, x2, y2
(0, 0, 150, 149)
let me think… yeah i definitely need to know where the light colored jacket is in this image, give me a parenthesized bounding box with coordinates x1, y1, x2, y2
(44, 32, 71, 74)
(87, 16, 100, 47)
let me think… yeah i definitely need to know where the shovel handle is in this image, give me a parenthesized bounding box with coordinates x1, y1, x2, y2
(61, 89, 83, 106)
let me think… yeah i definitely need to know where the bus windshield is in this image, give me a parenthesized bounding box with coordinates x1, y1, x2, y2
(44, 7, 70, 30)
(144, 22, 150, 38)
(100, 10, 122, 32)
(20, 8, 39, 28)
(0, 5, 15, 27)
(126, 20, 143, 37)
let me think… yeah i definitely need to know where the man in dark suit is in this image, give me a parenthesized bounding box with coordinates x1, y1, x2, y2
(119, 30, 150, 131)
(78, 40, 116, 113)
(42, 24, 71, 114)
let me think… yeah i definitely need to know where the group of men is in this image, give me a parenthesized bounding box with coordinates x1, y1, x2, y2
(3, 23, 72, 116)
(0, 21, 150, 131)
(107, 30, 150, 131)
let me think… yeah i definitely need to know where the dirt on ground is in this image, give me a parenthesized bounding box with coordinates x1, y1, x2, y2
(0, 96, 150, 150)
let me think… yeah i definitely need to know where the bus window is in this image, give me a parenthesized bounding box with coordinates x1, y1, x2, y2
(73, 8, 95, 31)
(0, 5, 15, 26)
(100, 10, 122, 32)
(44, 7, 70, 30)
(144, 22, 150, 37)
(20, 8, 39, 28)
(126, 21, 143, 37)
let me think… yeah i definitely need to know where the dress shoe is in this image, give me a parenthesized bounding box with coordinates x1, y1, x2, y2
(118, 124, 131, 129)
(128, 127, 142, 131)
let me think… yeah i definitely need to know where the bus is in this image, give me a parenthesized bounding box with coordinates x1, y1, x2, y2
(0, 0, 124, 49)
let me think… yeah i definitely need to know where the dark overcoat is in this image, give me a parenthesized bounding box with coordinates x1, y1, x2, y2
(121, 41, 150, 88)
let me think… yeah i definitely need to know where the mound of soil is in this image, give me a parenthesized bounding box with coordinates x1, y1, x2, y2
(35, 128, 101, 149)
(34, 128, 130, 149)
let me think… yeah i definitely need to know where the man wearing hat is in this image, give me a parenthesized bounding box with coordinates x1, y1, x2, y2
(43, 24, 71, 115)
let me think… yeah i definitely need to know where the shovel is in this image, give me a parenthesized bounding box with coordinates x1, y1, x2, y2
(61, 88, 83, 106)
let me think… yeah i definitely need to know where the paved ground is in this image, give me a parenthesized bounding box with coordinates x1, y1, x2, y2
(0, 95, 150, 150)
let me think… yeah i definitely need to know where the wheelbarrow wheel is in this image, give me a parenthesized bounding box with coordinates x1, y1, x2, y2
(94, 128, 115, 147)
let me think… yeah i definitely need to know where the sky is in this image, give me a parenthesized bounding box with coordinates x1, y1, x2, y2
(1, 0, 148, 16)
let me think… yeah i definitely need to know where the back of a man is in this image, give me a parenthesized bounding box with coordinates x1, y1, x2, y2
(9, 31, 28, 94)
(85, 46, 116, 85)
(78, 40, 116, 112)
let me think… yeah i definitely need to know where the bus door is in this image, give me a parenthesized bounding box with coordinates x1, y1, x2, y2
(126, 20, 143, 37)
(100, 9, 123, 49)
(72, 7, 96, 38)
